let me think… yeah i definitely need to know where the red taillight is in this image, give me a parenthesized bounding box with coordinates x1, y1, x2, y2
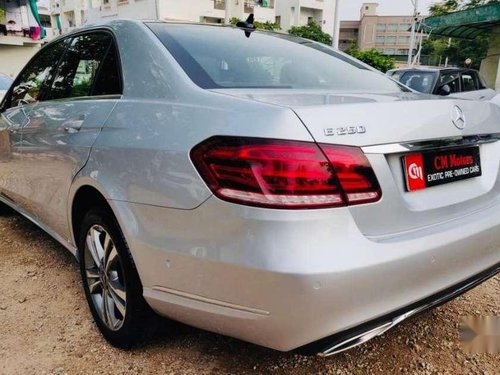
(319, 144, 381, 205)
(190, 137, 381, 209)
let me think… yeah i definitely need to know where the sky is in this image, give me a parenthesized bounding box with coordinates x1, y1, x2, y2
(339, 0, 437, 20)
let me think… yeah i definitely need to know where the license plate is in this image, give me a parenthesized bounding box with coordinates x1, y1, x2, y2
(403, 147, 481, 192)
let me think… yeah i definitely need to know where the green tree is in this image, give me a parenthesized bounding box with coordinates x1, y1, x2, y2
(425, 0, 496, 68)
(229, 17, 281, 31)
(348, 49, 396, 73)
(429, 0, 499, 15)
(287, 21, 332, 45)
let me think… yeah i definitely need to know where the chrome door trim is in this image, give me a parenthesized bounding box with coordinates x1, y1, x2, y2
(362, 134, 500, 154)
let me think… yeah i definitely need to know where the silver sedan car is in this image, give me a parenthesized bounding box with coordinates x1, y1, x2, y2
(0, 20, 499, 356)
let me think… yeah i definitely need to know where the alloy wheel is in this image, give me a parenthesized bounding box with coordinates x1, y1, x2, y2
(84, 225, 127, 331)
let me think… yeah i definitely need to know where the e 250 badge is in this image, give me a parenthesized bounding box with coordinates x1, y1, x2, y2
(324, 126, 366, 136)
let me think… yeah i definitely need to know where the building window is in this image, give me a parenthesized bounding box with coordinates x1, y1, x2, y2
(386, 36, 397, 44)
(399, 23, 411, 32)
(386, 24, 398, 32)
(376, 36, 385, 44)
(244, 0, 254, 13)
(214, 0, 225, 10)
(396, 49, 409, 55)
(384, 48, 395, 55)
(398, 36, 411, 45)
(39, 14, 52, 28)
(376, 24, 386, 32)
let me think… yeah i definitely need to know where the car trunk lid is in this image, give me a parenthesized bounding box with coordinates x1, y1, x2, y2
(212, 89, 500, 237)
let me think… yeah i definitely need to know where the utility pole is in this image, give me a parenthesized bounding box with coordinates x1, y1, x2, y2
(225, 0, 231, 24)
(408, 0, 419, 66)
(332, 0, 341, 49)
(444, 37, 452, 67)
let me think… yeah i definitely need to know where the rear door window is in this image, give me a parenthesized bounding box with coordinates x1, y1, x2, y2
(461, 72, 478, 92)
(48, 32, 121, 100)
(92, 42, 122, 96)
(400, 71, 436, 93)
(439, 72, 460, 93)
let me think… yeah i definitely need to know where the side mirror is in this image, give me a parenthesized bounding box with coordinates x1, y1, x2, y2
(438, 84, 451, 96)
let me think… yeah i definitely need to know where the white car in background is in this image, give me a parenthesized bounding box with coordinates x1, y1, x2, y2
(387, 67, 496, 100)
(0, 74, 13, 101)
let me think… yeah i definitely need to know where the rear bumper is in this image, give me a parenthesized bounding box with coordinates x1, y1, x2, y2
(303, 261, 500, 356)
(110, 196, 500, 352)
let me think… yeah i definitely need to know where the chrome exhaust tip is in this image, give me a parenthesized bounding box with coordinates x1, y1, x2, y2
(317, 321, 392, 357)
(317, 306, 426, 357)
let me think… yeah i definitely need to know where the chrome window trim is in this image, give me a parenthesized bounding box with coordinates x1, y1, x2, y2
(361, 134, 500, 154)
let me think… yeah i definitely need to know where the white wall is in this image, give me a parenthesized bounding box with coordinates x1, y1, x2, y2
(252, 5, 276, 22)
(276, 0, 336, 36)
(0, 45, 41, 77)
(159, 0, 224, 22)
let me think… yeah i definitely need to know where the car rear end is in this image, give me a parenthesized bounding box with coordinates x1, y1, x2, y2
(134, 23, 500, 354)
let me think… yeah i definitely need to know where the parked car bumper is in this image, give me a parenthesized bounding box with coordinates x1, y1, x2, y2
(110, 197, 500, 352)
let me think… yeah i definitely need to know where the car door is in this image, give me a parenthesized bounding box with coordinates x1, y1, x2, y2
(0, 40, 67, 206)
(473, 71, 496, 100)
(17, 31, 122, 243)
(455, 71, 479, 100)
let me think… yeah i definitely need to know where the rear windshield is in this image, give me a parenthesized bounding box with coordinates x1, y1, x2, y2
(147, 23, 404, 92)
(0, 75, 12, 90)
(399, 71, 436, 94)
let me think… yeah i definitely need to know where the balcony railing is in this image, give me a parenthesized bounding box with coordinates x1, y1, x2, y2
(214, 0, 225, 10)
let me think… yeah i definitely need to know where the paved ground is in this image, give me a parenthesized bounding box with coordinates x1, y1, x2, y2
(0, 212, 499, 375)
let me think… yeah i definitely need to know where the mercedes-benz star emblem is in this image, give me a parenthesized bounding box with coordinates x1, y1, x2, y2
(452, 105, 466, 130)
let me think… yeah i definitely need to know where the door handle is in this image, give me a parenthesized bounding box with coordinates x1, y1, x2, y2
(62, 114, 86, 133)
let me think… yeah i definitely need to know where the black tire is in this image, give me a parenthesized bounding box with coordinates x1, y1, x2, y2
(78, 207, 157, 348)
(0, 201, 13, 214)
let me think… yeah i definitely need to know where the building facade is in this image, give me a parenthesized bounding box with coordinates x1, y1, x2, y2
(275, 0, 336, 36)
(339, 3, 420, 62)
(83, 0, 276, 26)
(0, 0, 54, 76)
(51, 0, 88, 34)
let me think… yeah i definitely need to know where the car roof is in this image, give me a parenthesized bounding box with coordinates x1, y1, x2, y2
(50, 19, 281, 41)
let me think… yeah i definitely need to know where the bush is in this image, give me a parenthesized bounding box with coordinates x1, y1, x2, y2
(348, 49, 396, 73)
(288, 21, 332, 45)
(229, 17, 280, 31)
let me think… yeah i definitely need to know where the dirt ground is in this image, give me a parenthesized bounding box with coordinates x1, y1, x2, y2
(0, 212, 499, 375)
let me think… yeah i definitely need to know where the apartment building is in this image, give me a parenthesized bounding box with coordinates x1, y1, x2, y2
(0, 0, 53, 76)
(51, 0, 87, 34)
(275, 0, 336, 36)
(339, 3, 420, 61)
(84, 0, 276, 26)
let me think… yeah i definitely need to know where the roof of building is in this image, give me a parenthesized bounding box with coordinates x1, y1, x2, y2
(420, 3, 500, 39)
